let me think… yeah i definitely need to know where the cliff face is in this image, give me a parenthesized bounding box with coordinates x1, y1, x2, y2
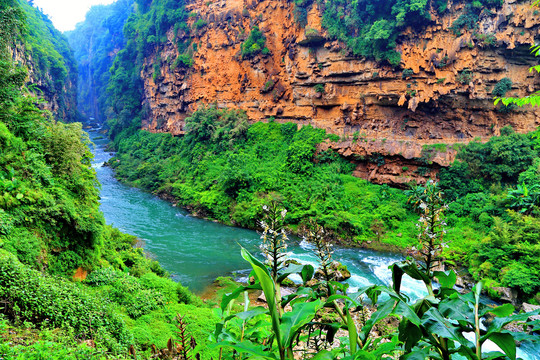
(141, 0, 540, 185)
(15, 0, 79, 122)
(12, 45, 77, 122)
(66, 0, 134, 123)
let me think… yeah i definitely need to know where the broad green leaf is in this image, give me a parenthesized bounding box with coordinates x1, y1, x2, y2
(421, 307, 469, 344)
(359, 298, 396, 343)
(280, 299, 323, 348)
(434, 270, 457, 288)
(241, 247, 283, 351)
(310, 350, 336, 360)
(324, 322, 341, 344)
(483, 303, 514, 318)
(277, 264, 305, 283)
(371, 335, 400, 357)
(391, 261, 430, 294)
(438, 298, 474, 324)
(235, 306, 268, 321)
(213, 340, 278, 359)
(220, 283, 261, 313)
(486, 332, 516, 360)
(347, 308, 358, 354)
(301, 264, 314, 283)
(484, 309, 540, 338)
(402, 347, 442, 360)
(398, 320, 422, 352)
(393, 300, 421, 326)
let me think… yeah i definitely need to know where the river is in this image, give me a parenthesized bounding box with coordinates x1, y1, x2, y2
(88, 129, 538, 359)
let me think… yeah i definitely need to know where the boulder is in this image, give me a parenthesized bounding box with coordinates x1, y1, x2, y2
(314, 261, 351, 282)
(258, 287, 295, 303)
(522, 303, 540, 321)
(493, 287, 519, 306)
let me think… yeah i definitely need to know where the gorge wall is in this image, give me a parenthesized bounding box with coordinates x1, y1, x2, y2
(14, 0, 78, 122)
(141, 0, 540, 185)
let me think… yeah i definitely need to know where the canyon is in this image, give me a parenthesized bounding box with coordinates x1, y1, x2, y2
(141, 0, 540, 185)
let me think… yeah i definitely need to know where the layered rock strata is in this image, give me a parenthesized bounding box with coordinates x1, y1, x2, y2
(141, 0, 540, 185)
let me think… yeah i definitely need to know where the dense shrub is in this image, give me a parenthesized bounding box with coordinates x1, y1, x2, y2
(438, 125, 540, 298)
(0, 251, 133, 352)
(492, 77, 513, 97)
(241, 26, 269, 58)
(294, 0, 434, 66)
(111, 107, 417, 245)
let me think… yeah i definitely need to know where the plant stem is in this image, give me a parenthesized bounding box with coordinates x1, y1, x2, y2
(475, 298, 481, 360)
(332, 300, 363, 349)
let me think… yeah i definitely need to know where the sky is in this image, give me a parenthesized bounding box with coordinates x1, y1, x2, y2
(32, 0, 117, 32)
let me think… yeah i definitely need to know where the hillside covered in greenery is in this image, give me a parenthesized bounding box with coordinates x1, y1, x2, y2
(66, 0, 134, 123)
(16, 0, 78, 122)
(0, 1, 217, 358)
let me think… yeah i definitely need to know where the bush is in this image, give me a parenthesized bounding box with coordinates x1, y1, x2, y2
(0, 251, 133, 352)
(457, 69, 473, 84)
(492, 77, 512, 97)
(314, 83, 325, 93)
(241, 26, 268, 59)
(111, 107, 417, 244)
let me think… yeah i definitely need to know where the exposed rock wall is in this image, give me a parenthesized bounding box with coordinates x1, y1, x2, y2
(11, 45, 78, 122)
(141, 0, 540, 185)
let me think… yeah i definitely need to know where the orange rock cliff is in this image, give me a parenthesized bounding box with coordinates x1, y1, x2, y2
(140, 0, 540, 186)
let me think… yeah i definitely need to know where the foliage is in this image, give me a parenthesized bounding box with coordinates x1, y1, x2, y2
(214, 207, 540, 359)
(457, 69, 473, 84)
(470, 212, 540, 298)
(105, 0, 192, 140)
(66, 0, 134, 123)
(241, 26, 269, 59)
(438, 126, 540, 298)
(110, 106, 416, 245)
(314, 83, 325, 93)
(0, 3, 209, 357)
(0, 250, 133, 353)
(492, 77, 512, 97)
(294, 0, 431, 66)
(439, 127, 537, 200)
(16, 0, 78, 122)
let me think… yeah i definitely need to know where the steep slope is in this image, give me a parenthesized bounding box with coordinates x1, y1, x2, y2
(66, 0, 134, 123)
(14, 0, 78, 122)
(128, 0, 540, 185)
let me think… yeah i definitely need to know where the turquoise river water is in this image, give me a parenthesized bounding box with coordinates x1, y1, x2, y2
(88, 129, 538, 359)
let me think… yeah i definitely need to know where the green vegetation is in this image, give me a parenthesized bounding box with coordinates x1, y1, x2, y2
(313, 83, 325, 93)
(457, 69, 473, 84)
(241, 26, 269, 59)
(16, 0, 78, 122)
(450, 1, 502, 36)
(66, 0, 134, 123)
(213, 198, 539, 359)
(438, 126, 540, 300)
(291, 0, 503, 65)
(106, 0, 193, 139)
(110, 106, 417, 245)
(314, 0, 432, 66)
(493, 77, 513, 97)
(0, 1, 213, 357)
